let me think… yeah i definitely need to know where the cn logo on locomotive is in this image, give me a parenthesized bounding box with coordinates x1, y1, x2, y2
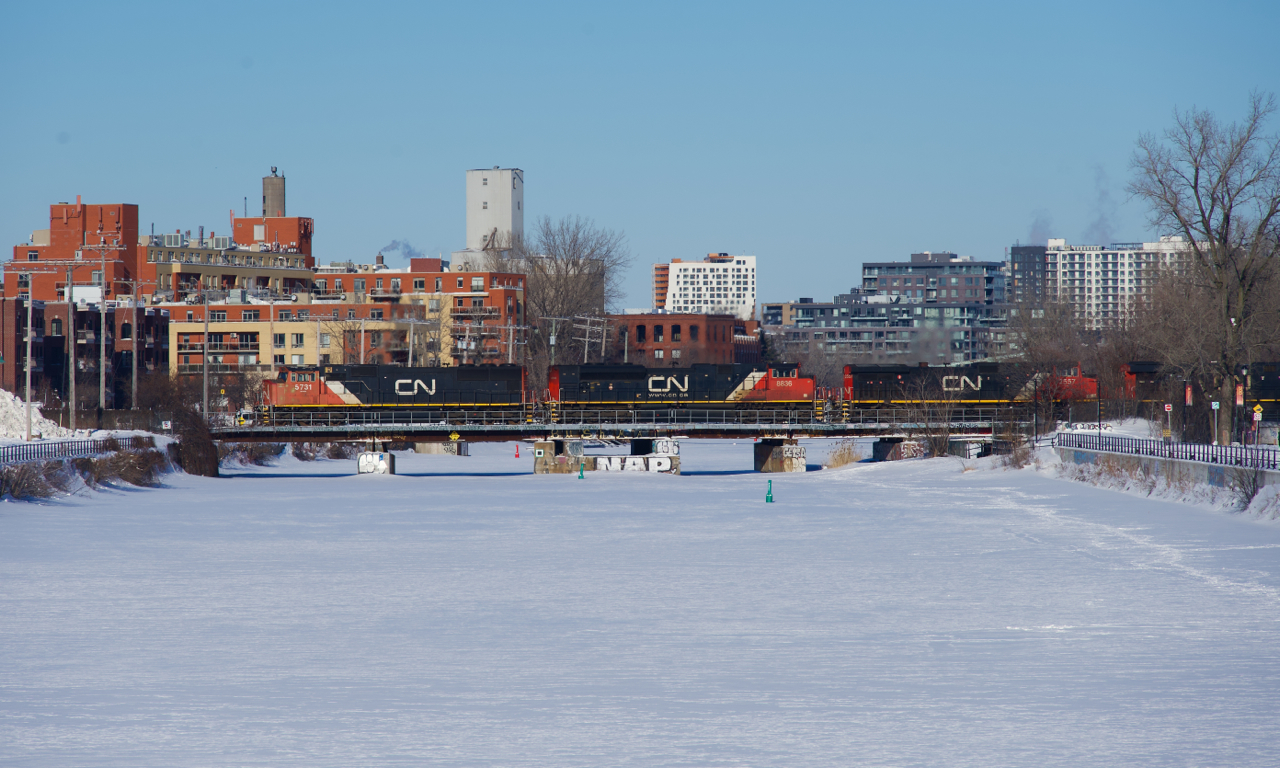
(647, 375, 690, 393)
(394, 379, 437, 396)
(941, 375, 982, 392)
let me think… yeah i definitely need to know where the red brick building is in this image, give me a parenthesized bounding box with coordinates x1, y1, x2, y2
(607, 313, 760, 366)
(5, 198, 140, 303)
(0, 296, 168, 408)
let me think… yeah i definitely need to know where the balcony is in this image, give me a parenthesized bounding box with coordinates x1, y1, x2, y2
(176, 342, 261, 353)
(175, 363, 272, 375)
(452, 306, 500, 318)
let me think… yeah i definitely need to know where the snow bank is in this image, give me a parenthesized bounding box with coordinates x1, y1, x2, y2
(0, 388, 73, 441)
(1057, 416, 1160, 438)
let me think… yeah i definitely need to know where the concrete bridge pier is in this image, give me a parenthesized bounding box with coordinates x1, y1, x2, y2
(755, 438, 807, 473)
(533, 438, 680, 475)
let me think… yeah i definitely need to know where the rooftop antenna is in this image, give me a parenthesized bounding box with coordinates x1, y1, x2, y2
(244, 197, 247, 217)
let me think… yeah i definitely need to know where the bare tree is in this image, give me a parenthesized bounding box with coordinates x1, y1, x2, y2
(486, 215, 631, 388)
(1129, 92, 1280, 443)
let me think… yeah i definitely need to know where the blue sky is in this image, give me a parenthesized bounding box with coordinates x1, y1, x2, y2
(3, 0, 1277, 308)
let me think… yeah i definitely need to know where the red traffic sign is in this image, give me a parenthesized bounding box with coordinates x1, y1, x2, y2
(1255, 412, 1263, 421)
(1164, 403, 1173, 412)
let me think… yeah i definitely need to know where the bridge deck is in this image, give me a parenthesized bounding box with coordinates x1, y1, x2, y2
(211, 407, 1030, 442)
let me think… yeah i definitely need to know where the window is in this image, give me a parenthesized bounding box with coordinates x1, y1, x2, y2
(482, 177, 488, 185)
(370, 331, 383, 347)
(320, 354, 330, 365)
(91, 270, 102, 285)
(209, 310, 227, 322)
(279, 311, 292, 320)
(413, 278, 424, 291)
(375, 278, 383, 291)
(471, 298, 484, 307)
(186, 311, 194, 321)
(482, 202, 488, 209)
(51, 318, 63, 336)
(370, 309, 383, 320)
(274, 354, 285, 365)
(347, 309, 356, 319)
(315, 279, 327, 292)
(428, 298, 441, 310)
(291, 354, 304, 365)
(636, 325, 647, 343)
(297, 310, 309, 320)
(457, 278, 464, 288)
(690, 325, 699, 341)
(120, 322, 132, 340)
(672, 349, 681, 359)
(242, 310, 260, 321)
(291, 333, 304, 347)
(319, 333, 330, 347)
(27, 250, 38, 261)
(672, 324, 681, 342)
(391, 279, 401, 293)
(273, 333, 285, 348)
(435, 277, 442, 291)
(654, 325, 664, 342)
(654, 349, 664, 359)
(471, 277, 484, 291)
(335, 279, 343, 292)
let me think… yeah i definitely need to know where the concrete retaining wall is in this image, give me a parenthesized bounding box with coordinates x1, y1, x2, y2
(1056, 447, 1280, 489)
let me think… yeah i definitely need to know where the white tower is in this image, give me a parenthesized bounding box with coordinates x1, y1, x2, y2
(466, 167, 524, 249)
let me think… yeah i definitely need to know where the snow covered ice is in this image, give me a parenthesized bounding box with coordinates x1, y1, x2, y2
(3, 440, 1280, 766)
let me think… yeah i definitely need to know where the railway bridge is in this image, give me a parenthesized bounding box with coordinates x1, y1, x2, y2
(210, 405, 1033, 443)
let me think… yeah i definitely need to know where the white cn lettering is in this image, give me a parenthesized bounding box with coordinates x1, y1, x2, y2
(941, 375, 982, 392)
(647, 375, 690, 393)
(395, 378, 437, 395)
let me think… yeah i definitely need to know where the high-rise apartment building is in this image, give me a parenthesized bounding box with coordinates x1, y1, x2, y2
(861, 252, 1006, 306)
(653, 253, 756, 321)
(1009, 244, 1047, 304)
(1038, 236, 1192, 328)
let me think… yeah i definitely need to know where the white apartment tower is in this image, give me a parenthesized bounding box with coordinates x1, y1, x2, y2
(1041, 235, 1193, 328)
(466, 167, 524, 249)
(654, 253, 757, 321)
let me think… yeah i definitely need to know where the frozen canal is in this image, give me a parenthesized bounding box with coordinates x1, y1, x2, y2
(3, 440, 1279, 766)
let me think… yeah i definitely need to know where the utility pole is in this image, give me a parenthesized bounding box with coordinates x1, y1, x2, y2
(100, 239, 106, 411)
(202, 292, 210, 420)
(24, 280, 33, 441)
(67, 267, 76, 431)
(360, 318, 366, 364)
(269, 300, 276, 375)
(572, 315, 608, 364)
(80, 232, 124, 412)
(543, 317, 569, 366)
(111, 277, 155, 409)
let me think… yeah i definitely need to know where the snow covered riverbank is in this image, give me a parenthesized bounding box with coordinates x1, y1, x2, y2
(3, 440, 1279, 766)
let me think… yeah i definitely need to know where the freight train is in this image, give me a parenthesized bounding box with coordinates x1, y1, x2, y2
(263, 362, 817, 414)
(258, 359, 1280, 421)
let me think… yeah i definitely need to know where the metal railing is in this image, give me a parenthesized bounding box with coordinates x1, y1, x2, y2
(0, 436, 154, 466)
(1056, 432, 1280, 470)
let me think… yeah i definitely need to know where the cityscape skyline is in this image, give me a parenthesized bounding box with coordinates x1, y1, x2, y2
(2, 1, 1278, 309)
